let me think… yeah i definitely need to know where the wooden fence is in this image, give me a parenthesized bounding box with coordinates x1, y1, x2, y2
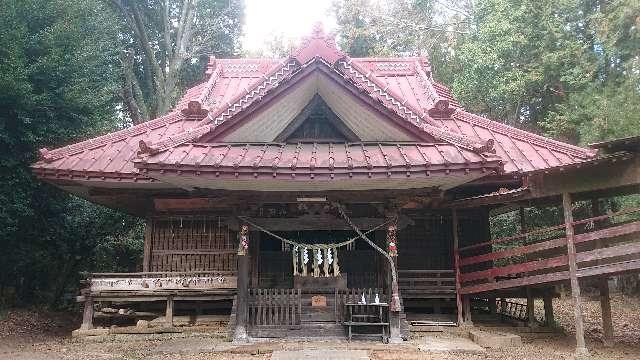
(246, 287, 387, 328)
(457, 208, 640, 294)
(149, 216, 237, 272)
(398, 270, 455, 298)
(247, 288, 302, 327)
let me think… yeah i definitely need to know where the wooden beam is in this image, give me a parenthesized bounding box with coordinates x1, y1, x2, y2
(526, 288, 536, 328)
(460, 237, 567, 266)
(599, 278, 614, 346)
(452, 209, 464, 326)
(234, 227, 249, 342)
(562, 192, 589, 356)
(460, 255, 568, 283)
(462, 295, 472, 325)
(80, 296, 94, 330)
(460, 270, 570, 294)
(530, 156, 640, 199)
(143, 218, 153, 272)
(165, 296, 174, 327)
(543, 292, 555, 327)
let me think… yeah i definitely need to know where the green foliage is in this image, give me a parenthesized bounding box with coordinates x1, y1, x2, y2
(0, 0, 142, 308)
(109, 0, 245, 121)
(333, 0, 639, 146)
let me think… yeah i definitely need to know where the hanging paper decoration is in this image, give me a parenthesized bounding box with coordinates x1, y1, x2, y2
(292, 245, 299, 276)
(316, 249, 323, 265)
(238, 224, 249, 255)
(302, 247, 308, 276)
(327, 248, 333, 265)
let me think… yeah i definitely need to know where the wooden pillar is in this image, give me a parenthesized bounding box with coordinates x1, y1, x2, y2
(543, 292, 555, 327)
(386, 216, 402, 343)
(526, 287, 536, 327)
(591, 199, 614, 346)
(562, 192, 589, 356)
(234, 224, 250, 342)
(250, 233, 260, 288)
(143, 217, 153, 272)
(165, 295, 174, 327)
(452, 209, 464, 326)
(463, 295, 473, 324)
(488, 297, 497, 315)
(600, 277, 614, 346)
(80, 296, 94, 330)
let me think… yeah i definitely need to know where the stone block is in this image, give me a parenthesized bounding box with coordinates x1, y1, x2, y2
(469, 329, 522, 348)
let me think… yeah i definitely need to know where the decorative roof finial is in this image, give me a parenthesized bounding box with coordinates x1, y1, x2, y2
(311, 22, 324, 38)
(290, 22, 345, 66)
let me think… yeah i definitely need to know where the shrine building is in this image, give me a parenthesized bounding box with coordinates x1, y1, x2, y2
(32, 25, 640, 350)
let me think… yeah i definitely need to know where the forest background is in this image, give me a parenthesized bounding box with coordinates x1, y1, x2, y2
(0, 0, 638, 308)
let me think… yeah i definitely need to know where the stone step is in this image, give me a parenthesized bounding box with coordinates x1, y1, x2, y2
(249, 321, 346, 338)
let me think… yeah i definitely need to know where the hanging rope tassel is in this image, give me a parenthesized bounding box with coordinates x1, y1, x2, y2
(323, 248, 329, 277)
(333, 246, 340, 276)
(292, 246, 299, 276)
(312, 249, 319, 277)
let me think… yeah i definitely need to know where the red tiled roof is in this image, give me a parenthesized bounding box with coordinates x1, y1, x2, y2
(32, 24, 596, 186)
(135, 142, 503, 181)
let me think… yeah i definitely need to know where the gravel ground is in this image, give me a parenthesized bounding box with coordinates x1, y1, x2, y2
(1, 294, 639, 360)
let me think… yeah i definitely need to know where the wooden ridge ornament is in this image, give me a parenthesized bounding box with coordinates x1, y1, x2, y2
(238, 224, 249, 256)
(387, 221, 398, 257)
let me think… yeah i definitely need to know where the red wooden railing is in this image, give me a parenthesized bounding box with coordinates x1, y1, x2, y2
(457, 208, 640, 294)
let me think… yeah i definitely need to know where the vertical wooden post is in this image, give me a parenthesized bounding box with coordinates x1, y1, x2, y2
(165, 295, 174, 327)
(562, 192, 589, 356)
(234, 224, 249, 342)
(488, 297, 497, 315)
(543, 292, 555, 327)
(462, 296, 472, 324)
(452, 209, 464, 326)
(80, 296, 94, 330)
(251, 233, 260, 288)
(591, 199, 614, 346)
(386, 216, 401, 343)
(600, 278, 614, 346)
(526, 287, 536, 327)
(143, 217, 153, 272)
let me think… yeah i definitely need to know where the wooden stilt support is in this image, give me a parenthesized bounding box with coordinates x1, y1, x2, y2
(143, 218, 152, 272)
(234, 253, 249, 341)
(463, 295, 473, 325)
(388, 255, 401, 343)
(543, 292, 555, 327)
(80, 296, 94, 330)
(526, 288, 536, 327)
(165, 295, 174, 327)
(488, 297, 497, 315)
(599, 277, 614, 347)
(591, 199, 614, 346)
(562, 192, 589, 356)
(452, 209, 464, 326)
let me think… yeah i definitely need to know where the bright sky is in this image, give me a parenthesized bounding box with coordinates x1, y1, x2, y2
(242, 0, 337, 55)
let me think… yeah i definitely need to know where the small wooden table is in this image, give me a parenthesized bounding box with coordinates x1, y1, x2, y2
(343, 303, 389, 342)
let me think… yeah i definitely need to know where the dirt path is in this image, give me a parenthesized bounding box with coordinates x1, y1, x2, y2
(1, 294, 640, 359)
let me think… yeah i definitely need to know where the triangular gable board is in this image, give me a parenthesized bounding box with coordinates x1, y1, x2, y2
(274, 95, 360, 142)
(215, 70, 422, 143)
